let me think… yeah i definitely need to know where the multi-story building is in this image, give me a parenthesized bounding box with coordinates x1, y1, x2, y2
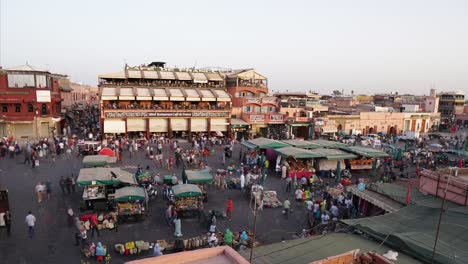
(61, 81, 98, 109)
(225, 69, 286, 137)
(98, 62, 231, 139)
(438, 91, 464, 129)
(330, 111, 440, 136)
(423, 89, 439, 113)
(0, 64, 63, 140)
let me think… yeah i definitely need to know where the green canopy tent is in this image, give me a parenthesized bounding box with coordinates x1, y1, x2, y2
(77, 168, 137, 187)
(171, 184, 203, 198)
(241, 137, 289, 149)
(275, 146, 322, 159)
(82, 155, 117, 167)
(182, 169, 213, 184)
(280, 139, 322, 149)
(308, 140, 347, 149)
(114, 186, 147, 202)
(339, 146, 389, 158)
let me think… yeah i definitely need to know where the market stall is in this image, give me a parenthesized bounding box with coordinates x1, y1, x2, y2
(170, 184, 204, 218)
(339, 146, 389, 170)
(182, 169, 212, 202)
(77, 168, 137, 211)
(275, 146, 320, 179)
(82, 155, 117, 168)
(251, 188, 282, 209)
(114, 186, 148, 223)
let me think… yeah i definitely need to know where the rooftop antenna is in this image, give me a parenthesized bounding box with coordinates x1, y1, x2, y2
(192, 60, 198, 71)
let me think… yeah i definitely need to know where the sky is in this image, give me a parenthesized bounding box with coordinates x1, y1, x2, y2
(1, 0, 467, 95)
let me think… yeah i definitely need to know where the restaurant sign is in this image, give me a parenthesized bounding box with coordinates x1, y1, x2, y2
(105, 111, 229, 118)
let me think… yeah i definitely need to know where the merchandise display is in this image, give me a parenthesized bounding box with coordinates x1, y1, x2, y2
(82, 186, 106, 200)
(118, 203, 143, 215)
(175, 197, 198, 211)
(252, 190, 282, 208)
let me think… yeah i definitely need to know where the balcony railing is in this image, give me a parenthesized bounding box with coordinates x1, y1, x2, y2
(102, 104, 229, 111)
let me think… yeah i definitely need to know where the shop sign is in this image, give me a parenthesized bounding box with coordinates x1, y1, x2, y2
(245, 98, 261, 104)
(36, 90, 51, 103)
(262, 97, 277, 104)
(104, 111, 229, 118)
(270, 115, 284, 121)
(249, 115, 265, 121)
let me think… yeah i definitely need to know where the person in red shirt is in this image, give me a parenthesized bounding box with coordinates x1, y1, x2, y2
(90, 214, 100, 237)
(226, 198, 233, 221)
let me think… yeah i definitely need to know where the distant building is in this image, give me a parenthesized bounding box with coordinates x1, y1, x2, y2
(225, 69, 285, 138)
(61, 82, 98, 109)
(423, 88, 439, 113)
(0, 64, 64, 140)
(438, 91, 464, 129)
(98, 62, 231, 139)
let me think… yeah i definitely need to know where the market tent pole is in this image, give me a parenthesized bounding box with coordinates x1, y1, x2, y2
(335, 161, 341, 185)
(249, 192, 259, 263)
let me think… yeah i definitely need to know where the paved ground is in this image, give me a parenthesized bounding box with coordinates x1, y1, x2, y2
(0, 142, 313, 264)
(0, 134, 462, 263)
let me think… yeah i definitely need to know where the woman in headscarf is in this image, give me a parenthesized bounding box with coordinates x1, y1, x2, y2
(95, 242, 106, 257)
(240, 231, 249, 245)
(224, 229, 233, 247)
(208, 233, 218, 247)
(174, 217, 182, 237)
(153, 243, 163, 256)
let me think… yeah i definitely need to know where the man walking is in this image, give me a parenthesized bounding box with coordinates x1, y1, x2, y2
(4, 210, 11, 237)
(35, 182, 45, 204)
(25, 211, 36, 238)
(59, 176, 66, 194)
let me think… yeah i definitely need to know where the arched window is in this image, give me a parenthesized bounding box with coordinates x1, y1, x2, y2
(41, 104, 47, 115)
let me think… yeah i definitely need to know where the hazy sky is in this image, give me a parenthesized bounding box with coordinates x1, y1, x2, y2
(1, 0, 467, 95)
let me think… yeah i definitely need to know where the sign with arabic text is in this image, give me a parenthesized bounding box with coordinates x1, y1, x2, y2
(104, 111, 229, 118)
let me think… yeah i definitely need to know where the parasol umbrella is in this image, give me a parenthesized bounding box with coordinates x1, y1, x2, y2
(370, 159, 377, 178)
(153, 175, 162, 184)
(99, 147, 115, 157)
(335, 161, 341, 184)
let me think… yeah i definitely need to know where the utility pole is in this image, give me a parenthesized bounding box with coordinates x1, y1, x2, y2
(249, 192, 259, 263)
(431, 170, 453, 263)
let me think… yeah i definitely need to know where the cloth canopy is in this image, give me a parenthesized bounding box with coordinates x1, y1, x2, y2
(171, 184, 203, 198)
(77, 168, 137, 186)
(275, 147, 321, 159)
(340, 146, 389, 158)
(82, 155, 117, 167)
(281, 139, 322, 149)
(308, 148, 357, 160)
(241, 137, 289, 149)
(115, 187, 146, 202)
(183, 169, 213, 184)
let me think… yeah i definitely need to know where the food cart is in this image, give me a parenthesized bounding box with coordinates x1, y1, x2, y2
(182, 169, 212, 202)
(82, 155, 117, 168)
(0, 187, 10, 228)
(113, 186, 148, 223)
(78, 140, 101, 156)
(170, 184, 204, 218)
(77, 168, 137, 211)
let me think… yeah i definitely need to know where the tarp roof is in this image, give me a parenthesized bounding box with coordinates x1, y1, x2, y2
(245, 233, 420, 264)
(241, 137, 289, 149)
(343, 205, 468, 264)
(115, 186, 146, 202)
(171, 184, 203, 197)
(308, 140, 347, 149)
(275, 147, 322, 159)
(281, 139, 322, 149)
(77, 168, 137, 186)
(341, 146, 390, 158)
(308, 148, 357, 160)
(347, 185, 404, 213)
(82, 155, 117, 167)
(183, 169, 213, 184)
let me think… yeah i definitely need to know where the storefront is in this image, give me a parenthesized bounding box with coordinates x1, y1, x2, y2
(230, 118, 250, 140)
